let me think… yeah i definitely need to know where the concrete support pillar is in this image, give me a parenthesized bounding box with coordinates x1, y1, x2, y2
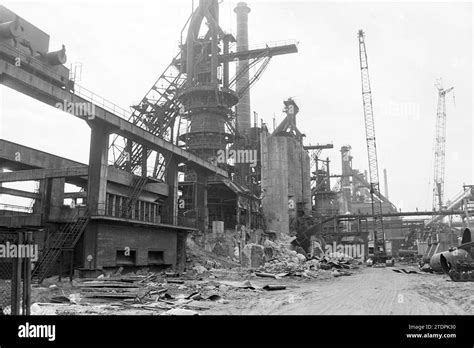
(88, 124, 110, 216)
(165, 156, 179, 225)
(47, 177, 65, 220)
(176, 231, 188, 274)
(141, 145, 147, 177)
(33, 179, 46, 215)
(83, 221, 98, 269)
(194, 169, 208, 232)
(125, 140, 132, 173)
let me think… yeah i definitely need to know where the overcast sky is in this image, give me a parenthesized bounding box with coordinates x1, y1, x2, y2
(0, 0, 472, 211)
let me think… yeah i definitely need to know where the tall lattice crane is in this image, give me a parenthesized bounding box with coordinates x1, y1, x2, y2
(432, 79, 454, 211)
(357, 29, 386, 259)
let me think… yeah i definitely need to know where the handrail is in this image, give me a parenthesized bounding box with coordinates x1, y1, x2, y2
(0, 42, 131, 122)
(73, 83, 130, 119)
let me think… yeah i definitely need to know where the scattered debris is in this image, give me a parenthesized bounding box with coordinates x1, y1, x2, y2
(217, 280, 258, 290)
(207, 294, 222, 302)
(392, 268, 420, 275)
(255, 272, 278, 279)
(162, 308, 199, 316)
(193, 264, 207, 274)
(262, 285, 286, 291)
(419, 264, 433, 273)
(49, 296, 70, 303)
(331, 269, 352, 277)
(78, 281, 141, 288)
(166, 279, 185, 284)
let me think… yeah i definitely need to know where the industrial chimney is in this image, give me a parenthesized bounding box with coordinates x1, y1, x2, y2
(234, 2, 251, 134)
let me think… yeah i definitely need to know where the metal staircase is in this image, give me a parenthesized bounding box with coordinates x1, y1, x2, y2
(32, 209, 90, 284)
(109, 52, 186, 177)
(121, 176, 149, 219)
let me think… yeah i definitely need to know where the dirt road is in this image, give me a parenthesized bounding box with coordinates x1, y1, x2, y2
(207, 266, 473, 315)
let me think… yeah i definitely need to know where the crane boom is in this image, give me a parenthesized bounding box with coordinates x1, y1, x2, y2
(357, 29, 386, 258)
(432, 80, 454, 211)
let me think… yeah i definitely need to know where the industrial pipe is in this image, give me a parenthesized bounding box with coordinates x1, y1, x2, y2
(430, 247, 471, 274)
(0, 18, 21, 39)
(398, 249, 417, 258)
(45, 45, 67, 66)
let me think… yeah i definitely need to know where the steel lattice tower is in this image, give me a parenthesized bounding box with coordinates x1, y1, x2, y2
(357, 29, 385, 256)
(432, 80, 454, 211)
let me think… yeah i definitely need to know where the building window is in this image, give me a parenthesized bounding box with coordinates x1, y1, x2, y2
(116, 249, 136, 266)
(147, 250, 164, 265)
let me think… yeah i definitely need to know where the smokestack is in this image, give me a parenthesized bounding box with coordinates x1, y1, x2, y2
(383, 168, 389, 199)
(234, 2, 251, 134)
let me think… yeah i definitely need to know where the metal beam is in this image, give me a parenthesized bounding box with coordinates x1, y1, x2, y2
(326, 210, 471, 220)
(304, 144, 334, 150)
(219, 43, 298, 62)
(0, 167, 88, 182)
(0, 57, 228, 178)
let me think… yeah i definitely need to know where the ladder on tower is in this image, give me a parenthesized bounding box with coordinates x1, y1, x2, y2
(121, 175, 149, 219)
(32, 209, 90, 284)
(109, 52, 186, 176)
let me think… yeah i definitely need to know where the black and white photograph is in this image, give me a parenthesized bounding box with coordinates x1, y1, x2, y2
(0, 0, 472, 345)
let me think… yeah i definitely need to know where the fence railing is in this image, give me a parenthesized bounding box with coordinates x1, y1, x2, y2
(87, 202, 197, 229)
(73, 83, 130, 120)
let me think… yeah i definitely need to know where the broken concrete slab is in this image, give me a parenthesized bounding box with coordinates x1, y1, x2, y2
(241, 243, 265, 268)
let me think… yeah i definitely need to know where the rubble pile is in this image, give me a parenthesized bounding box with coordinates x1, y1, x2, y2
(186, 238, 240, 272)
(258, 239, 359, 278)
